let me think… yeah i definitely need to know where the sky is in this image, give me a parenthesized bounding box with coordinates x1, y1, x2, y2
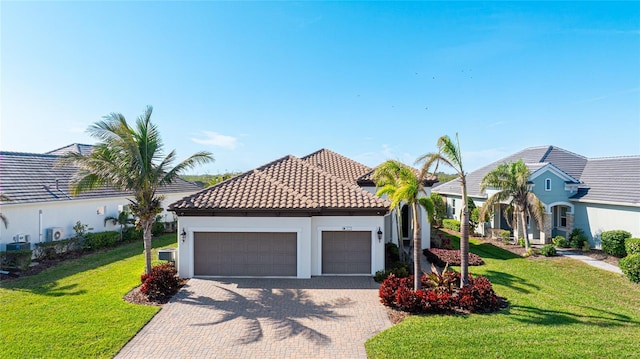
(2, 1, 639, 175)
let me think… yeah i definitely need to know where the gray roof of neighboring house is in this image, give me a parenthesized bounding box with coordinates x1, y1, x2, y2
(571, 156, 640, 206)
(0, 149, 201, 205)
(433, 145, 640, 206)
(46, 143, 94, 156)
(169, 149, 391, 215)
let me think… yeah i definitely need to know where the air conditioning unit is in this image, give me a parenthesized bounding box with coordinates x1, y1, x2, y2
(46, 227, 64, 242)
(12, 234, 31, 243)
(158, 248, 177, 264)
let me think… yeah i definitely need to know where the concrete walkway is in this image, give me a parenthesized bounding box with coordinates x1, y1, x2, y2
(116, 277, 391, 359)
(556, 249, 623, 274)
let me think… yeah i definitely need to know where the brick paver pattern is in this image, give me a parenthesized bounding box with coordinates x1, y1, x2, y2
(116, 277, 391, 359)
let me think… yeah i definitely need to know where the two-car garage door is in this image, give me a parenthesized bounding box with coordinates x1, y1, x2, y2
(192, 230, 372, 277)
(194, 232, 297, 276)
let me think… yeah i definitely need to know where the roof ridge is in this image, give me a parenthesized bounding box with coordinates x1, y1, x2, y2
(252, 168, 319, 208)
(0, 151, 62, 158)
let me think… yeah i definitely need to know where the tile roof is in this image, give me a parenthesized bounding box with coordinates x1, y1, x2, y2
(46, 143, 94, 156)
(169, 150, 391, 214)
(0, 149, 201, 205)
(571, 156, 640, 206)
(433, 145, 640, 206)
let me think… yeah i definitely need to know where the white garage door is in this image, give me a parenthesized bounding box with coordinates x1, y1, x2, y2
(322, 231, 371, 274)
(194, 232, 297, 276)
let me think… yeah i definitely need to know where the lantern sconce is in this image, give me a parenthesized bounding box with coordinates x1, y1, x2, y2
(180, 228, 187, 242)
(377, 227, 383, 243)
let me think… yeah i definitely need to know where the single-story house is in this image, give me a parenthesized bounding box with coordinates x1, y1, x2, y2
(0, 143, 201, 251)
(169, 149, 436, 279)
(433, 145, 640, 247)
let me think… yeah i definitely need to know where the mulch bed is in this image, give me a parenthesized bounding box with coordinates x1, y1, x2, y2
(123, 279, 188, 306)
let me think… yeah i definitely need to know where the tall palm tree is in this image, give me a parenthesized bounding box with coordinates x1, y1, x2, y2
(60, 106, 213, 274)
(0, 194, 9, 228)
(480, 159, 545, 249)
(373, 162, 407, 263)
(375, 160, 433, 290)
(417, 133, 470, 286)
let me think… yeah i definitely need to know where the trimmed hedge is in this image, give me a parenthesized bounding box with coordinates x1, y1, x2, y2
(625, 238, 640, 256)
(443, 219, 461, 232)
(601, 230, 631, 257)
(619, 254, 640, 283)
(1, 250, 32, 271)
(83, 231, 120, 250)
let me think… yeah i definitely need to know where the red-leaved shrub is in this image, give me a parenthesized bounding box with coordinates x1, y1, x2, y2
(140, 263, 179, 301)
(458, 276, 500, 313)
(379, 271, 501, 315)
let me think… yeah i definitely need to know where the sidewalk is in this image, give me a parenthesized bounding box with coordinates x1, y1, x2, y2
(555, 248, 623, 274)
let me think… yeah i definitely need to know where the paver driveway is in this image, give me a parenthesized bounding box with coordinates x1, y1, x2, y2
(116, 277, 391, 359)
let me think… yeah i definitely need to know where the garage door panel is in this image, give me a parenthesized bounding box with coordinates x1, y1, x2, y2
(194, 232, 297, 276)
(322, 231, 371, 274)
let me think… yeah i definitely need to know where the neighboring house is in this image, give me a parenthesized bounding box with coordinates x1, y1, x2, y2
(434, 145, 640, 247)
(169, 149, 436, 279)
(0, 144, 201, 251)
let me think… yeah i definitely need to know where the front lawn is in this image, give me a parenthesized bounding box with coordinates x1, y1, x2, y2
(0, 234, 177, 358)
(366, 236, 640, 358)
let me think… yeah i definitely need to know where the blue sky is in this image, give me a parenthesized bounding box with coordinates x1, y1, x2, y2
(2, 1, 639, 175)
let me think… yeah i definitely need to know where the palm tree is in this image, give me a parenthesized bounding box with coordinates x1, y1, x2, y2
(60, 106, 213, 274)
(0, 194, 9, 228)
(375, 160, 433, 290)
(104, 209, 135, 243)
(417, 133, 470, 286)
(373, 162, 407, 263)
(479, 159, 545, 249)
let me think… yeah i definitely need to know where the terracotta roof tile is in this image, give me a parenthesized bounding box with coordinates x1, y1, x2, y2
(170, 150, 391, 213)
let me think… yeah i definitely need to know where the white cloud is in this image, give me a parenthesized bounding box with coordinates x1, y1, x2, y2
(191, 131, 239, 149)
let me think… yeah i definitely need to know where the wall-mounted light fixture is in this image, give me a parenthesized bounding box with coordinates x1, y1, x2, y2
(377, 227, 383, 242)
(180, 228, 187, 242)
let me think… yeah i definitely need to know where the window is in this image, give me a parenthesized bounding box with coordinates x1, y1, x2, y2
(545, 178, 551, 191)
(559, 207, 567, 228)
(451, 199, 457, 219)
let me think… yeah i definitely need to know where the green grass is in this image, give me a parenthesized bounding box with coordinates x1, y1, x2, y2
(366, 236, 640, 358)
(0, 235, 177, 358)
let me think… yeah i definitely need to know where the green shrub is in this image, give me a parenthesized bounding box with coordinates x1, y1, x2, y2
(518, 238, 525, 247)
(625, 238, 640, 255)
(499, 230, 511, 244)
(552, 235, 569, 248)
(443, 219, 461, 232)
(152, 221, 165, 237)
(83, 231, 120, 250)
(430, 193, 446, 228)
(619, 254, 640, 283)
(582, 241, 591, 252)
(540, 244, 557, 257)
(569, 228, 588, 249)
(1, 250, 32, 271)
(386, 242, 400, 263)
(601, 230, 631, 257)
(33, 238, 81, 260)
(123, 227, 143, 241)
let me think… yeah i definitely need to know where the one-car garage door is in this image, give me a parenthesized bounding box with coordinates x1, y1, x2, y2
(322, 231, 371, 274)
(194, 232, 297, 276)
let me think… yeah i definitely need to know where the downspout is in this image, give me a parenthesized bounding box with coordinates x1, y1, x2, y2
(39, 209, 43, 243)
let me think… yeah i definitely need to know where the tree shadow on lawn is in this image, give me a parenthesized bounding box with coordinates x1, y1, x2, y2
(2, 236, 175, 297)
(506, 304, 638, 328)
(480, 270, 541, 294)
(469, 241, 522, 261)
(178, 284, 354, 346)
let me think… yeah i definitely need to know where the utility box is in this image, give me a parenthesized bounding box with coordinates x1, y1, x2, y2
(158, 248, 177, 264)
(7, 242, 31, 251)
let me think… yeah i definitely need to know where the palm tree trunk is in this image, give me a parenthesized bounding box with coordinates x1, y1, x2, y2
(519, 210, 530, 249)
(142, 218, 153, 274)
(395, 206, 405, 263)
(412, 202, 422, 290)
(460, 178, 470, 287)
